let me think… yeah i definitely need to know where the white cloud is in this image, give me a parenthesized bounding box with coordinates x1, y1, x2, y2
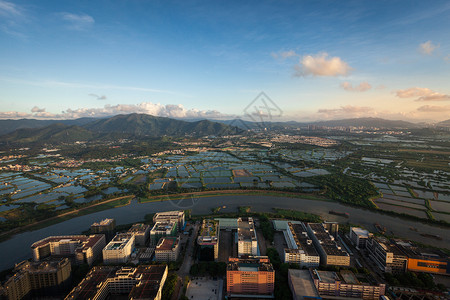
(419, 40, 439, 55)
(317, 105, 374, 118)
(395, 87, 450, 101)
(271, 50, 298, 60)
(0, 111, 31, 119)
(417, 105, 450, 113)
(0, 0, 22, 17)
(60, 13, 94, 30)
(340, 81, 371, 92)
(294, 52, 352, 77)
(88, 93, 107, 100)
(31, 106, 45, 113)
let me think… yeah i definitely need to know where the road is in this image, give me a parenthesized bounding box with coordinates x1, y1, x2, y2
(178, 221, 200, 276)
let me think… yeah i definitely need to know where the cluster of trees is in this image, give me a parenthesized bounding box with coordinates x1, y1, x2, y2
(259, 214, 274, 243)
(384, 272, 447, 291)
(189, 262, 226, 277)
(161, 273, 178, 300)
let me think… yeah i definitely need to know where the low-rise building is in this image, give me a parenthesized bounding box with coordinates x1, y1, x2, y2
(227, 256, 275, 298)
(366, 237, 407, 273)
(307, 223, 350, 267)
(3, 258, 71, 300)
(237, 217, 259, 257)
(197, 219, 219, 261)
(150, 221, 177, 245)
(31, 235, 105, 266)
(65, 265, 168, 300)
(288, 269, 321, 300)
(128, 223, 151, 246)
(349, 227, 372, 249)
(102, 233, 135, 264)
(284, 222, 320, 268)
(154, 237, 180, 262)
(153, 210, 185, 231)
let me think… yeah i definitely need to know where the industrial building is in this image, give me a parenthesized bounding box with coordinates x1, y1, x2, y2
(154, 237, 180, 262)
(128, 223, 151, 246)
(237, 217, 259, 257)
(366, 237, 408, 273)
(197, 219, 219, 261)
(288, 269, 321, 300)
(150, 221, 178, 245)
(2, 258, 71, 300)
(65, 265, 168, 300)
(91, 218, 116, 236)
(307, 223, 350, 267)
(349, 227, 372, 249)
(226, 256, 275, 298)
(31, 235, 106, 266)
(284, 222, 320, 268)
(102, 233, 135, 264)
(153, 210, 185, 231)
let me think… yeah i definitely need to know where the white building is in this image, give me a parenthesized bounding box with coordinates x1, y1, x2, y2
(237, 217, 259, 257)
(154, 237, 180, 262)
(102, 234, 135, 264)
(153, 211, 185, 231)
(284, 222, 320, 268)
(349, 227, 372, 249)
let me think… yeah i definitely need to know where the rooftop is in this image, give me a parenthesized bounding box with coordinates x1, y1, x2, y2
(128, 223, 150, 234)
(156, 237, 179, 251)
(237, 217, 257, 242)
(351, 227, 370, 238)
(227, 257, 274, 272)
(288, 222, 319, 256)
(104, 234, 133, 251)
(91, 218, 115, 227)
(308, 223, 349, 257)
(288, 269, 319, 298)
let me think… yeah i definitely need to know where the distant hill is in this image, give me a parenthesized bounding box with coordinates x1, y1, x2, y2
(0, 113, 242, 145)
(0, 117, 98, 136)
(438, 119, 450, 127)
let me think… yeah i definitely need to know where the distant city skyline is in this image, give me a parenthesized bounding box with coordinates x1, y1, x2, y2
(0, 0, 449, 122)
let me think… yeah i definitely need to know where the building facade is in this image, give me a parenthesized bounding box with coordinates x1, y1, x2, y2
(349, 227, 372, 249)
(153, 211, 185, 231)
(284, 222, 320, 268)
(237, 217, 259, 257)
(128, 223, 151, 246)
(197, 219, 219, 261)
(102, 233, 135, 264)
(366, 237, 407, 273)
(154, 237, 180, 262)
(150, 221, 178, 245)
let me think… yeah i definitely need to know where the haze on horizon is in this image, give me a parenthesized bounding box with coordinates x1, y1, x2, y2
(0, 0, 449, 123)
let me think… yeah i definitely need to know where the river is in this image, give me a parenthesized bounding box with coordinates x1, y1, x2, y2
(1, 195, 449, 271)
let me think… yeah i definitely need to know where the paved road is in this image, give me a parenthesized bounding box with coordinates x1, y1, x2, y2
(178, 221, 200, 276)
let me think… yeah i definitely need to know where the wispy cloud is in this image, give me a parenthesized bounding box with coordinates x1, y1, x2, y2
(31, 106, 45, 113)
(294, 52, 352, 77)
(59, 12, 94, 30)
(340, 81, 371, 92)
(317, 105, 374, 118)
(417, 105, 450, 113)
(0, 0, 22, 17)
(419, 40, 439, 55)
(271, 50, 298, 60)
(88, 93, 107, 100)
(0, 0, 27, 38)
(395, 87, 450, 101)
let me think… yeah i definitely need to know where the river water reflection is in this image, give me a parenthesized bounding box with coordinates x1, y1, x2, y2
(1, 195, 449, 271)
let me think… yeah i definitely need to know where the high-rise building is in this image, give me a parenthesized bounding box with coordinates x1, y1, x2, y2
(197, 219, 219, 261)
(237, 217, 259, 257)
(31, 235, 105, 266)
(349, 227, 372, 249)
(150, 221, 177, 245)
(366, 237, 407, 273)
(307, 223, 350, 267)
(284, 222, 320, 267)
(91, 219, 116, 241)
(128, 223, 151, 246)
(154, 237, 180, 262)
(153, 211, 185, 231)
(102, 233, 135, 264)
(226, 256, 275, 298)
(3, 258, 71, 300)
(65, 265, 167, 300)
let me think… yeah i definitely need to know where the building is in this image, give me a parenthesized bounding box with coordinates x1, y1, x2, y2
(102, 233, 135, 264)
(395, 240, 450, 275)
(349, 227, 372, 249)
(154, 237, 180, 262)
(197, 219, 219, 261)
(31, 235, 105, 266)
(3, 258, 71, 300)
(128, 223, 151, 246)
(237, 217, 259, 257)
(288, 269, 321, 300)
(150, 221, 177, 245)
(307, 223, 350, 267)
(311, 269, 386, 300)
(284, 222, 320, 268)
(366, 237, 408, 273)
(153, 210, 185, 231)
(227, 256, 275, 298)
(91, 218, 116, 235)
(65, 265, 168, 300)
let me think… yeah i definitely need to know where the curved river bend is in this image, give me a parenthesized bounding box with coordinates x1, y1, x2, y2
(1, 195, 449, 271)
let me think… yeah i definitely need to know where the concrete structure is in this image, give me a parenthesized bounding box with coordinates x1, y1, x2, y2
(197, 219, 219, 261)
(288, 269, 321, 300)
(395, 240, 450, 275)
(154, 237, 180, 262)
(65, 265, 167, 300)
(3, 258, 71, 300)
(128, 223, 151, 246)
(102, 233, 135, 264)
(153, 210, 184, 231)
(284, 222, 320, 268)
(307, 223, 350, 267)
(91, 218, 116, 235)
(237, 217, 259, 257)
(150, 221, 177, 245)
(215, 218, 238, 230)
(31, 235, 105, 266)
(366, 237, 407, 273)
(311, 269, 385, 300)
(349, 227, 372, 249)
(226, 256, 274, 298)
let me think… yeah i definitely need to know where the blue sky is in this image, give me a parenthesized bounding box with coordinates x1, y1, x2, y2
(0, 0, 449, 122)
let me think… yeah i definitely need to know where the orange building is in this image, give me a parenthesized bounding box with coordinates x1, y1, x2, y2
(226, 256, 275, 298)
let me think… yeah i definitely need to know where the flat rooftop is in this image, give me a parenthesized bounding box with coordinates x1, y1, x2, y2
(156, 237, 178, 251)
(308, 223, 349, 257)
(151, 221, 176, 232)
(128, 223, 150, 234)
(91, 218, 114, 227)
(289, 222, 319, 257)
(288, 269, 319, 298)
(351, 227, 370, 238)
(237, 217, 257, 241)
(227, 257, 274, 272)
